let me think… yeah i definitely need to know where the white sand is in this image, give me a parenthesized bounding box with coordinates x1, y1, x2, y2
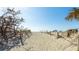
(10, 32, 78, 51)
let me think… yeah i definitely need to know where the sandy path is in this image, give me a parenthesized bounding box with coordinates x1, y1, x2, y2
(10, 32, 77, 51)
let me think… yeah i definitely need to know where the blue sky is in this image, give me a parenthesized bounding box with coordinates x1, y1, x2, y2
(0, 7, 79, 31)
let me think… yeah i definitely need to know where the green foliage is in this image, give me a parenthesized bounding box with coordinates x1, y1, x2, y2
(65, 8, 79, 21)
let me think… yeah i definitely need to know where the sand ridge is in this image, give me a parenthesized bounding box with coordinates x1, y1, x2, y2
(10, 32, 78, 51)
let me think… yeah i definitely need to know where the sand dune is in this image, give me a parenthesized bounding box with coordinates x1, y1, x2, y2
(10, 32, 78, 51)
